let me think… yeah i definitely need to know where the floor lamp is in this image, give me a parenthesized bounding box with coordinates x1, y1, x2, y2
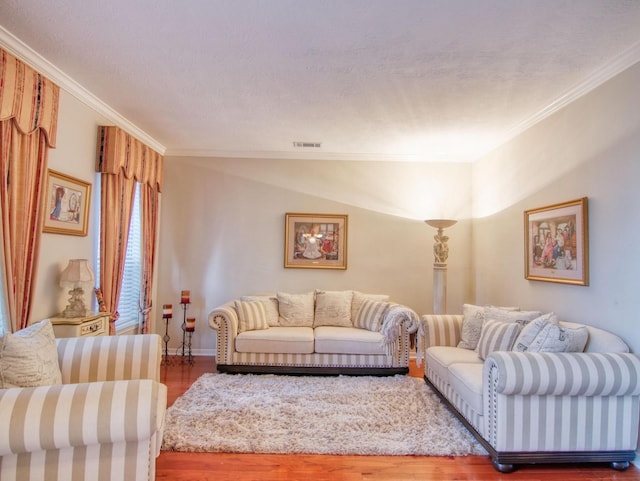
(424, 219, 457, 314)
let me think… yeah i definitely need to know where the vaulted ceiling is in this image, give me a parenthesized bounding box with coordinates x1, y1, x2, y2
(2, 1, 640, 162)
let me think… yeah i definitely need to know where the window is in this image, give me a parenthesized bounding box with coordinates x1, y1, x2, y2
(116, 182, 142, 331)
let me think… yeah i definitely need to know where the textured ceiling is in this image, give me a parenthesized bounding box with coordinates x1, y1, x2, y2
(1, 0, 640, 161)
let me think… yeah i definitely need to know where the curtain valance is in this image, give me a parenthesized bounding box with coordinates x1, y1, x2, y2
(0, 48, 59, 147)
(96, 125, 163, 191)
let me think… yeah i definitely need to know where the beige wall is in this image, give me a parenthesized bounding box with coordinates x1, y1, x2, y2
(156, 157, 473, 353)
(472, 61, 640, 353)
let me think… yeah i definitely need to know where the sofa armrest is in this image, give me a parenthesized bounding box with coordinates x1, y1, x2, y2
(485, 351, 640, 397)
(208, 302, 239, 365)
(0, 379, 167, 456)
(416, 315, 463, 366)
(56, 333, 162, 384)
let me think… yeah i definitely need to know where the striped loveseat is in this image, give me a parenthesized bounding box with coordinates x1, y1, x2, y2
(418, 314, 640, 472)
(209, 291, 419, 375)
(0, 334, 167, 481)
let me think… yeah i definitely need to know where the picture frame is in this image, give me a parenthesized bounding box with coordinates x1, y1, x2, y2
(43, 169, 92, 236)
(284, 213, 348, 269)
(524, 197, 588, 285)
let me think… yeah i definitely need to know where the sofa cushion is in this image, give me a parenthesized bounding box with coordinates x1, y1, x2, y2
(448, 363, 484, 415)
(0, 319, 62, 388)
(425, 346, 483, 384)
(277, 291, 315, 327)
(527, 322, 589, 353)
(353, 299, 389, 332)
(235, 326, 315, 354)
(484, 306, 542, 326)
(476, 319, 521, 360)
(512, 312, 558, 352)
(314, 326, 387, 355)
(235, 300, 270, 333)
(241, 295, 280, 326)
(351, 291, 390, 322)
(313, 290, 353, 328)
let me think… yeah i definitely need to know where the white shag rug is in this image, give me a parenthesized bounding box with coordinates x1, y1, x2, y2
(161, 373, 487, 456)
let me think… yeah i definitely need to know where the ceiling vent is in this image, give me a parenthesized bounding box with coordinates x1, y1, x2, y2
(293, 141, 322, 148)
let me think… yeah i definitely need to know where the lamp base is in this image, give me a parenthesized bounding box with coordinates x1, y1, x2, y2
(62, 287, 89, 318)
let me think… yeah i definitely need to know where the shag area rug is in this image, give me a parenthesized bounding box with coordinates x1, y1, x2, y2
(162, 373, 486, 456)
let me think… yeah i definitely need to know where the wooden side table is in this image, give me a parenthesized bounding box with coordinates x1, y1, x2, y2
(48, 312, 110, 338)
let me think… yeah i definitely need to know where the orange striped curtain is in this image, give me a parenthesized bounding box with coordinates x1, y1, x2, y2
(0, 48, 59, 332)
(96, 126, 162, 334)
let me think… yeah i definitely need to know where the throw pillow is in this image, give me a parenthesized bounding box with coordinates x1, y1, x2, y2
(353, 299, 390, 332)
(0, 319, 62, 388)
(351, 291, 390, 321)
(241, 295, 280, 326)
(527, 323, 589, 353)
(277, 292, 315, 327)
(476, 319, 522, 361)
(457, 304, 487, 350)
(512, 312, 558, 352)
(313, 290, 353, 328)
(235, 300, 270, 333)
(483, 306, 543, 327)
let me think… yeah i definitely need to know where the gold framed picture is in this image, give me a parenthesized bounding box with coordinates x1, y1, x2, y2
(284, 213, 348, 269)
(43, 170, 92, 236)
(524, 197, 588, 285)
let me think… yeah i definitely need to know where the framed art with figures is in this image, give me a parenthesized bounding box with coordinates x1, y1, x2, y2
(43, 170, 92, 236)
(524, 197, 588, 285)
(284, 213, 348, 269)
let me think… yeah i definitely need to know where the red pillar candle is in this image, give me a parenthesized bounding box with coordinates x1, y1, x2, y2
(186, 317, 196, 332)
(162, 304, 173, 318)
(181, 290, 191, 304)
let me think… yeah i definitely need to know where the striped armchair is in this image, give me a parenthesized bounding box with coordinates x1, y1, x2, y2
(418, 314, 640, 472)
(0, 334, 167, 481)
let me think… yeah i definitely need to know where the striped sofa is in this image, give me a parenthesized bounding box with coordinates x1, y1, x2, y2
(418, 314, 640, 472)
(209, 292, 419, 375)
(0, 334, 167, 481)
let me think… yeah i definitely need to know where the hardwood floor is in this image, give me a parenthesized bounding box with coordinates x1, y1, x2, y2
(157, 357, 640, 481)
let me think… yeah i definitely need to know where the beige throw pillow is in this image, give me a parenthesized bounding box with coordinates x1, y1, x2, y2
(351, 291, 389, 321)
(476, 319, 521, 361)
(353, 299, 389, 332)
(512, 312, 558, 352)
(0, 319, 62, 388)
(235, 300, 270, 333)
(277, 292, 315, 327)
(527, 323, 589, 353)
(313, 290, 353, 328)
(241, 295, 280, 326)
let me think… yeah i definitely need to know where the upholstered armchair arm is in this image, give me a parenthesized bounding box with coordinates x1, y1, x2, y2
(208, 302, 239, 365)
(485, 351, 640, 397)
(56, 333, 163, 384)
(0, 379, 167, 456)
(416, 315, 463, 366)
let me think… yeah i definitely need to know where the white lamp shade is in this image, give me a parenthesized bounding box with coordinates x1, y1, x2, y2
(60, 259, 94, 286)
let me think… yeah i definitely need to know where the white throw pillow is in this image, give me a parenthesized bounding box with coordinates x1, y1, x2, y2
(235, 300, 270, 333)
(241, 295, 280, 326)
(353, 299, 390, 332)
(527, 323, 589, 353)
(483, 306, 542, 327)
(351, 291, 389, 321)
(0, 319, 62, 388)
(458, 304, 487, 350)
(277, 292, 315, 327)
(476, 319, 522, 361)
(512, 312, 558, 352)
(313, 290, 353, 328)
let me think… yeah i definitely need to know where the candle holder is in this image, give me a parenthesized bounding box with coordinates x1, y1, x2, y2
(177, 291, 195, 365)
(161, 304, 173, 365)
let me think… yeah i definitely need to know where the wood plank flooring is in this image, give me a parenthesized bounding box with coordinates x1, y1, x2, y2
(157, 357, 640, 481)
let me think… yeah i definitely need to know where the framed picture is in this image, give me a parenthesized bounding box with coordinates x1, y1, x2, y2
(284, 213, 348, 269)
(524, 197, 588, 285)
(43, 170, 92, 236)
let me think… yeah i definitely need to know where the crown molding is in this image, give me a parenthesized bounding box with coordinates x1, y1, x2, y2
(0, 26, 166, 155)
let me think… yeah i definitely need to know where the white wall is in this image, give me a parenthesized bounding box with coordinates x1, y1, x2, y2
(156, 157, 473, 353)
(31, 90, 108, 322)
(472, 61, 640, 353)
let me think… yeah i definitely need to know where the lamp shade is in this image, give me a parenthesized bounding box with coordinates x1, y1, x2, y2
(60, 259, 94, 285)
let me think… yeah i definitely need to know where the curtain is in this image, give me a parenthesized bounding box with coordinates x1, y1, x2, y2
(96, 126, 162, 335)
(0, 48, 59, 332)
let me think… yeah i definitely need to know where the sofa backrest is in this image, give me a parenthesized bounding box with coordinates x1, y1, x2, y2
(560, 321, 629, 353)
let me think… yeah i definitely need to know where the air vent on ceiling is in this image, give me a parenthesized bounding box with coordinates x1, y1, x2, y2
(293, 141, 322, 149)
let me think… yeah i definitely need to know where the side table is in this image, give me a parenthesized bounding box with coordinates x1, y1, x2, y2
(47, 312, 110, 338)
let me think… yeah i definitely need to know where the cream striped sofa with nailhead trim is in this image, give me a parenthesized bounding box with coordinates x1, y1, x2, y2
(0, 334, 167, 481)
(417, 313, 640, 473)
(209, 290, 419, 375)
